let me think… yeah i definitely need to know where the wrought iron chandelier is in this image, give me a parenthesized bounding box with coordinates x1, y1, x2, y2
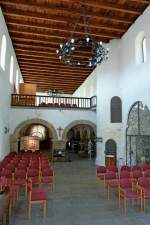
(56, 5, 109, 68)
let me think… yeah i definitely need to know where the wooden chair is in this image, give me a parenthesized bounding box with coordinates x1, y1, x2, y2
(27, 178, 48, 219)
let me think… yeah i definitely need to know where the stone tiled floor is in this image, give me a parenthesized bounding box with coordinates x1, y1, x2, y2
(11, 160, 150, 225)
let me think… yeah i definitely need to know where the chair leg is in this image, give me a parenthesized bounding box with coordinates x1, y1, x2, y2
(140, 196, 143, 212)
(43, 201, 47, 218)
(107, 186, 110, 200)
(118, 190, 121, 208)
(28, 203, 31, 219)
(143, 197, 146, 211)
(124, 198, 126, 214)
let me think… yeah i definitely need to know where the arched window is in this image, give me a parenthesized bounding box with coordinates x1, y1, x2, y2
(111, 96, 122, 123)
(135, 32, 147, 64)
(15, 70, 19, 92)
(142, 37, 147, 63)
(9, 56, 14, 84)
(0, 35, 6, 70)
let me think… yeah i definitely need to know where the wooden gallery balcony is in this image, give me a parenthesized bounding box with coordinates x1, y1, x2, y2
(11, 94, 97, 110)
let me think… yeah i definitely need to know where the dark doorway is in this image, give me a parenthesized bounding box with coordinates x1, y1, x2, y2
(105, 139, 117, 166)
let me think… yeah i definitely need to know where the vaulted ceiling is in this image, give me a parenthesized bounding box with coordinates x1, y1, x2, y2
(0, 0, 149, 93)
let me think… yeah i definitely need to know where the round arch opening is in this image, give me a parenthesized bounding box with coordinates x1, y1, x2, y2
(11, 119, 58, 153)
(63, 121, 96, 161)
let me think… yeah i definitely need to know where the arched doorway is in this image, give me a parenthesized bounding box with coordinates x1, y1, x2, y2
(63, 121, 96, 161)
(126, 101, 150, 165)
(105, 139, 117, 166)
(19, 123, 52, 152)
(11, 118, 58, 153)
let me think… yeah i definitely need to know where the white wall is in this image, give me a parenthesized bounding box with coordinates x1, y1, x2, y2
(95, 40, 123, 165)
(0, 8, 23, 160)
(10, 108, 96, 139)
(120, 6, 150, 162)
(73, 69, 97, 98)
(95, 6, 150, 165)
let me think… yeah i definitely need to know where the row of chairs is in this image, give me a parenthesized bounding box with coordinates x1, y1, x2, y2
(96, 165, 150, 213)
(39, 102, 78, 108)
(0, 151, 54, 218)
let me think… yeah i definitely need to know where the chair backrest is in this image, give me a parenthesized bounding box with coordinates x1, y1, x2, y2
(144, 169, 150, 178)
(105, 171, 117, 180)
(132, 165, 142, 172)
(120, 171, 131, 179)
(138, 177, 150, 188)
(27, 169, 39, 177)
(120, 178, 132, 189)
(141, 164, 150, 171)
(14, 169, 27, 179)
(1, 169, 12, 178)
(96, 166, 106, 174)
(120, 165, 131, 172)
(107, 165, 118, 173)
(132, 170, 143, 179)
(41, 169, 53, 177)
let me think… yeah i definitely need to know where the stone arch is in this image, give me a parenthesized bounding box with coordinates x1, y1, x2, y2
(10, 118, 58, 152)
(62, 120, 96, 141)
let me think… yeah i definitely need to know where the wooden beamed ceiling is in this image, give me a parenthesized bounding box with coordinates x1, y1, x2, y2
(0, 0, 149, 94)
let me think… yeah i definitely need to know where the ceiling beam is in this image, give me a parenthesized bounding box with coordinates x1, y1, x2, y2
(15, 47, 93, 58)
(20, 68, 89, 76)
(2, 2, 135, 23)
(15, 49, 91, 59)
(6, 17, 126, 33)
(11, 34, 109, 47)
(21, 70, 88, 78)
(16, 53, 90, 63)
(1, 0, 141, 14)
(17, 56, 89, 65)
(9, 24, 119, 40)
(130, 0, 150, 3)
(19, 62, 92, 72)
(18, 59, 92, 69)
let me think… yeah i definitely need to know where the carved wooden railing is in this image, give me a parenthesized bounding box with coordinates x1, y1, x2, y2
(11, 94, 97, 110)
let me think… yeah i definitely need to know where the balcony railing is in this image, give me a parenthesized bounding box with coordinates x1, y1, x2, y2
(11, 94, 96, 110)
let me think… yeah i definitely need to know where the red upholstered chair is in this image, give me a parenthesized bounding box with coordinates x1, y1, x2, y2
(5, 164, 15, 172)
(27, 169, 40, 185)
(60, 103, 66, 108)
(144, 169, 150, 178)
(141, 164, 150, 172)
(120, 171, 131, 180)
(1, 169, 13, 187)
(39, 102, 47, 107)
(137, 177, 150, 211)
(132, 170, 143, 184)
(105, 171, 119, 199)
(119, 178, 141, 213)
(96, 166, 106, 180)
(72, 103, 77, 108)
(27, 178, 48, 219)
(131, 165, 142, 172)
(107, 165, 118, 173)
(14, 169, 27, 194)
(40, 168, 55, 191)
(47, 103, 54, 107)
(66, 103, 71, 108)
(54, 103, 59, 107)
(120, 165, 131, 172)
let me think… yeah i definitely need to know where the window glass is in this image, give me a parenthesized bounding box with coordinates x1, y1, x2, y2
(9, 56, 14, 84)
(0, 35, 6, 70)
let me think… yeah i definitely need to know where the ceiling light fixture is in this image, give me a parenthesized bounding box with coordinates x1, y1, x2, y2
(56, 5, 109, 68)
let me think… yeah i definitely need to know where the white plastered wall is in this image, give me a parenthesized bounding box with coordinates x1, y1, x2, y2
(74, 6, 150, 165)
(0, 7, 23, 160)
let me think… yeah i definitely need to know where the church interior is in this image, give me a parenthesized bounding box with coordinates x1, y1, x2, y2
(1, 1, 150, 225)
